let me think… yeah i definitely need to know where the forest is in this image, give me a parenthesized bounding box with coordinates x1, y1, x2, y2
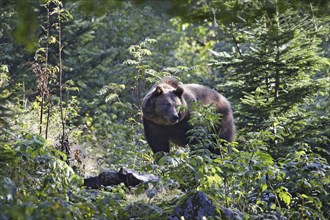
(0, 0, 329, 219)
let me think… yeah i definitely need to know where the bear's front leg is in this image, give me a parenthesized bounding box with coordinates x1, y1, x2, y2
(143, 118, 170, 153)
(146, 135, 170, 153)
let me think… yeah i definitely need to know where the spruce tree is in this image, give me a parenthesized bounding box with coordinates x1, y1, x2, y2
(211, 0, 329, 156)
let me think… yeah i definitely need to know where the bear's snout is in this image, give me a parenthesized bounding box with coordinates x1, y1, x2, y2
(170, 115, 180, 123)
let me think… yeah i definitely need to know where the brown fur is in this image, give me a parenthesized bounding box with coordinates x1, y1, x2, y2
(142, 77, 235, 154)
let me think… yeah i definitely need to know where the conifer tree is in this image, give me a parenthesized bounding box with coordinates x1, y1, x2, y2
(211, 0, 329, 156)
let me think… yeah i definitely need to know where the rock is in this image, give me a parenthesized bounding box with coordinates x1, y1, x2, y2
(169, 191, 215, 219)
(118, 167, 159, 187)
(84, 167, 159, 189)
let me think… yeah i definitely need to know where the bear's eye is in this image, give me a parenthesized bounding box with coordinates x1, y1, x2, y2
(163, 103, 171, 108)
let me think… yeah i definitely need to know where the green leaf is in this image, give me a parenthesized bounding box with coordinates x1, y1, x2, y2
(279, 191, 291, 205)
(301, 194, 308, 199)
(261, 183, 267, 192)
(0, 144, 15, 162)
(276, 187, 292, 206)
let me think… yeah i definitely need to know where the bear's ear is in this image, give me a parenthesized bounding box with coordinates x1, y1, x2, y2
(174, 86, 184, 97)
(152, 86, 163, 96)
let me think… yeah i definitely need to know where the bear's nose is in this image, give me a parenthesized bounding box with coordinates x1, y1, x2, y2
(171, 115, 179, 122)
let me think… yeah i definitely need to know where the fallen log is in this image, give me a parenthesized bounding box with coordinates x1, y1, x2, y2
(84, 167, 159, 189)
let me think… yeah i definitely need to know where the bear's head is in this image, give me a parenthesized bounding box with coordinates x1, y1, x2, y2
(142, 83, 187, 126)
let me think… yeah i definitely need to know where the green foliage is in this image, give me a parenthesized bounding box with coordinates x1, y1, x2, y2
(1, 0, 329, 219)
(0, 64, 12, 130)
(0, 134, 80, 218)
(0, 134, 132, 219)
(139, 122, 330, 219)
(188, 102, 228, 153)
(211, 0, 330, 158)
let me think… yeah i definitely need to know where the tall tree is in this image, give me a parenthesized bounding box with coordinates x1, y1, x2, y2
(211, 0, 329, 156)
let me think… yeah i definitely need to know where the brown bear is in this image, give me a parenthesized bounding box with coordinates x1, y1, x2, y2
(142, 77, 234, 154)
